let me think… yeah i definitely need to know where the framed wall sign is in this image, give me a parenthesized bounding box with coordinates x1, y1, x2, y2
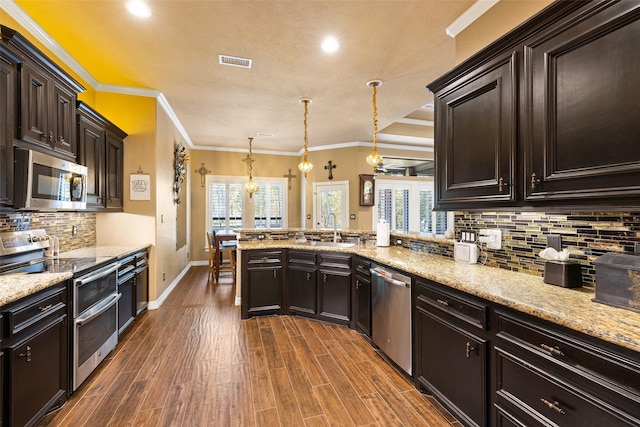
(359, 174, 375, 206)
(130, 173, 151, 200)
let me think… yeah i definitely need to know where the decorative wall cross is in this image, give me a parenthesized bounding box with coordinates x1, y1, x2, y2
(283, 168, 297, 190)
(324, 160, 337, 180)
(194, 163, 211, 187)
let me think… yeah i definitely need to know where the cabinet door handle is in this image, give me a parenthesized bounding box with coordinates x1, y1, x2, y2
(465, 341, 475, 358)
(531, 172, 541, 190)
(540, 398, 565, 415)
(356, 279, 360, 289)
(323, 274, 328, 283)
(273, 270, 277, 279)
(19, 346, 32, 363)
(38, 304, 53, 312)
(540, 343, 565, 357)
(436, 299, 449, 306)
(306, 272, 312, 281)
(498, 177, 509, 192)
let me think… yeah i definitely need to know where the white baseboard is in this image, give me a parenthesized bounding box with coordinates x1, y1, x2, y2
(147, 262, 192, 310)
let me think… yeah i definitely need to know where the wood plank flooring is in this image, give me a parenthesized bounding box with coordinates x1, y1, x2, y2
(39, 266, 460, 426)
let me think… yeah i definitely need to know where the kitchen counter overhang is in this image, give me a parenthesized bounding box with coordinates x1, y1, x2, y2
(237, 240, 640, 354)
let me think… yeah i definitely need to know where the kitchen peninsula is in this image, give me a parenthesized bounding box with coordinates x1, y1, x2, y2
(237, 230, 640, 426)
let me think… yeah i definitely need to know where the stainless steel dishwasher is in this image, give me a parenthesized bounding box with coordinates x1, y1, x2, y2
(371, 264, 412, 375)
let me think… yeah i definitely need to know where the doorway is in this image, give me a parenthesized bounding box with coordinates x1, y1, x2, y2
(312, 181, 349, 230)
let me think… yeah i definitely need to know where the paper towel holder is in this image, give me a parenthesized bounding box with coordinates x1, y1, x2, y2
(359, 174, 375, 206)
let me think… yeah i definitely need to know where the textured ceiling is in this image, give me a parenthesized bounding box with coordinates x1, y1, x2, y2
(9, 0, 475, 153)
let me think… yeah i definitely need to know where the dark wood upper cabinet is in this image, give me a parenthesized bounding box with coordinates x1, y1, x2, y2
(1, 25, 84, 161)
(433, 51, 517, 208)
(429, 0, 640, 210)
(524, 1, 640, 203)
(77, 101, 127, 212)
(0, 45, 18, 207)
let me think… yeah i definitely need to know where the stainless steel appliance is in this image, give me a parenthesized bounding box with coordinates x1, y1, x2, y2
(13, 148, 88, 210)
(371, 264, 412, 375)
(0, 229, 121, 391)
(72, 262, 120, 390)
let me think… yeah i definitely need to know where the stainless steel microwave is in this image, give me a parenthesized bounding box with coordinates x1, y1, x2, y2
(14, 148, 88, 210)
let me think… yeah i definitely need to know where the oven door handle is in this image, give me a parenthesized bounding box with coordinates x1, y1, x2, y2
(76, 293, 121, 326)
(74, 262, 120, 286)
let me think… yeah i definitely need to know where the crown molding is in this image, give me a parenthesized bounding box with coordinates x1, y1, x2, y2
(446, 0, 500, 38)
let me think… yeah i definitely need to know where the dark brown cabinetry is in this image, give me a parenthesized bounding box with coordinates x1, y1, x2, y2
(414, 279, 489, 427)
(117, 249, 149, 334)
(432, 51, 517, 208)
(0, 44, 18, 208)
(494, 309, 640, 426)
(241, 250, 284, 319)
(428, 1, 640, 210)
(317, 252, 352, 325)
(2, 283, 68, 427)
(287, 250, 317, 317)
(354, 257, 372, 336)
(77, 102, 127, 211)
(1, 25, 84, 162)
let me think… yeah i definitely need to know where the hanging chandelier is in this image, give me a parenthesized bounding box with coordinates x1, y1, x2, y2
(365, 80, 384, 172)
(298, 97, 314, 177)
(244, 137, 259, 198)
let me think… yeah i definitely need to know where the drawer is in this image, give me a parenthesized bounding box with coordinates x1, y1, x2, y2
(318, 253, 352, 269)
(247, 250, 283, 265)
(356, 258, 371, 277)
(416, 280, 487, 330)
(288, 250, 317, 265)
(118, 256, 136, 278)
(4, 285, 66, 338)
(495, 346, 639, 426)
(496, 310, 640, 397)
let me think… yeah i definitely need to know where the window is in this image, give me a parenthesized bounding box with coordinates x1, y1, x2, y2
(374, 177, 452, 236)
(206, 176, 287, 239)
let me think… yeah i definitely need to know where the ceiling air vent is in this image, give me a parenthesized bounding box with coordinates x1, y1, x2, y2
(219, 55, 252, 69)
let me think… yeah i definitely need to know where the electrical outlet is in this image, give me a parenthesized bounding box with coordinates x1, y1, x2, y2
(396, 239, 402, 246)
(634, 242, 640, 253)
(547, 234, 562, 251)
(71, 225, 77, 236)
(479, 229, 502, 250)
(257, 234, 266, 240)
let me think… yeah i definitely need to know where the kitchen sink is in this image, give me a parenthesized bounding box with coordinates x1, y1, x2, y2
(295, 241, 356, 248)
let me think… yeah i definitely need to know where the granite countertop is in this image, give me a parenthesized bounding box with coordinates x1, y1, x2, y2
(238, 240, 640, 354)
(0, 245, 150, 307)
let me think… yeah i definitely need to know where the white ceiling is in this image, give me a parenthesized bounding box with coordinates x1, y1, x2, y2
(5, 0, 479, 155)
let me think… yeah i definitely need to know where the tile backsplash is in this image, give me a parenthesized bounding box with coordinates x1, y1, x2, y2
(456, 211, 640, 289)
(0, 211, 96, 252)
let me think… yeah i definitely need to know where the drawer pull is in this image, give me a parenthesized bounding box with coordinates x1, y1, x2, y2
(465, 342, 475, 358)
(540, 398, 565, 415)
(38, 304, 53, 312)
(436, 299, 449, 306)
(540, 343, 565, 357)
(19, 346, 32, 363)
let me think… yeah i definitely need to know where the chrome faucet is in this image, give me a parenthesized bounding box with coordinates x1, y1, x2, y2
(328, 212, 338, 242)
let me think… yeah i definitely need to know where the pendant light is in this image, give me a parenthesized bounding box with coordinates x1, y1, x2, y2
(298, 97, 314, 177)
(366, 80, 384, 172)
(244, 137, 259, 198)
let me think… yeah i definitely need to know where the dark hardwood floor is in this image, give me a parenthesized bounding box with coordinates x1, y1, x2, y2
(39, 266, 460, 426)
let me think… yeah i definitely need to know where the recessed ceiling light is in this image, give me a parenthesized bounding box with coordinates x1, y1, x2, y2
(126, 1, 152, 18)
(321, 36, 339, 53)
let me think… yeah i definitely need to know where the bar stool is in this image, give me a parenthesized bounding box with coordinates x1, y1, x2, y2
(206, 231, 216, 281)
(210, 231, 237, 282)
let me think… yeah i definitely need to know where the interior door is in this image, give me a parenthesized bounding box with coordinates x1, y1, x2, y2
(313, 181, 349, 230)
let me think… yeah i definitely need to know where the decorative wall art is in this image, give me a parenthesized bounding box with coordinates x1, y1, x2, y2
(359, 174, 375, 206)
(173, 142, 189, 205)
(129, 171, 150, 201)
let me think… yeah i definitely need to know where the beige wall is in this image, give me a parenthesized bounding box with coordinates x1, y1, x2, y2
(455, 0, 553, 64)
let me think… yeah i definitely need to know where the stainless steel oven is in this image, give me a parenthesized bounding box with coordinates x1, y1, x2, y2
(72, 261, 120, 390)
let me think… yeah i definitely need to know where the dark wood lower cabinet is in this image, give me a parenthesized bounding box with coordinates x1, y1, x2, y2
(355, 257, 372, 337)
(2, 284, 68, 427)
(415, 306, 487, 427)
(287, 250, 317, 317)
(316, 252, 353, 326)
(241, 250, 284, 319)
